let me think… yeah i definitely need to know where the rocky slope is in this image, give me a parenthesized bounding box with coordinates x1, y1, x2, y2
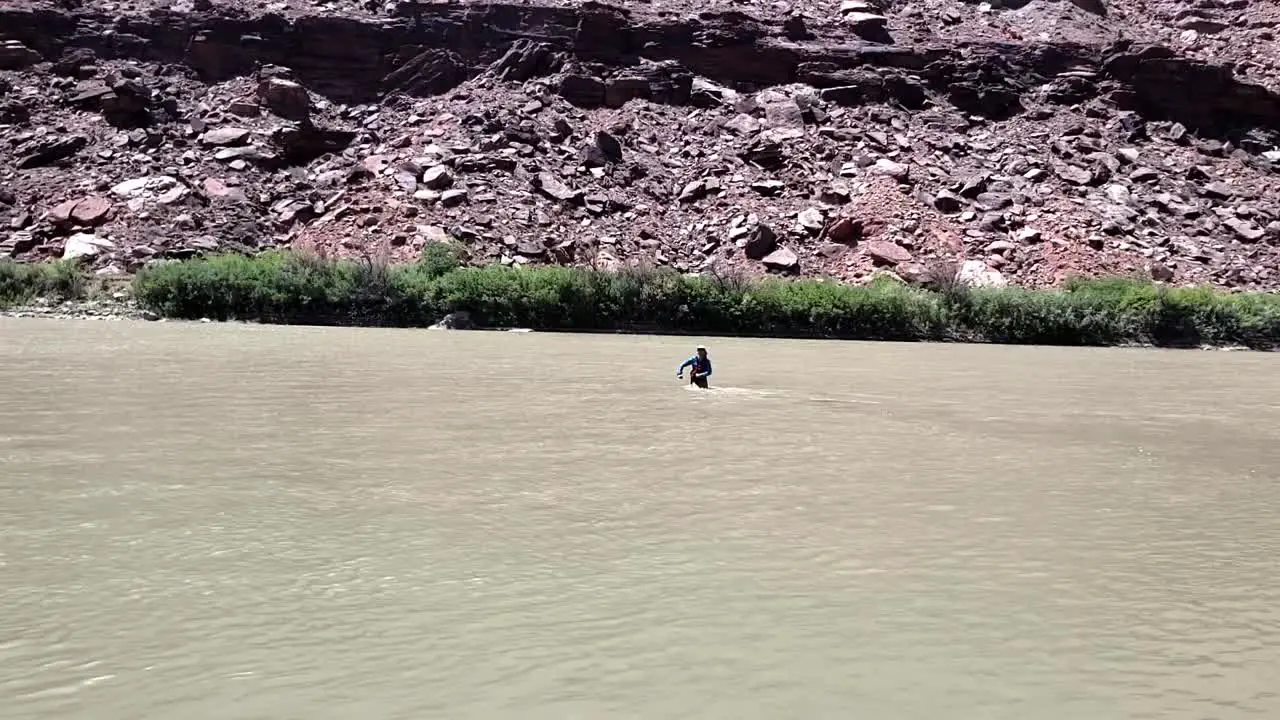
(2, 0, 1280, 289)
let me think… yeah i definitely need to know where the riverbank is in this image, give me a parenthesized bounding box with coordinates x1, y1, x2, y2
(5, 253, 1280, 348)
(0, 260, 156, 320)
(0, 296, 159, 321)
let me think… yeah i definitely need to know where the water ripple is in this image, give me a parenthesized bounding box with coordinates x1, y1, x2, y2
(1, 319, 1278, 719)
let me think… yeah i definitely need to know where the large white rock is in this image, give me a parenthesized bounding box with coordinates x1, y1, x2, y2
(110, 175, 179, 199)
(63, 232, 116, 260)
(956, 259, 1008, 288)
(843, 11, 889, 28)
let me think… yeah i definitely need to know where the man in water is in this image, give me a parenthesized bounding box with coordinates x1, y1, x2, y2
(677, 345, 713, 389)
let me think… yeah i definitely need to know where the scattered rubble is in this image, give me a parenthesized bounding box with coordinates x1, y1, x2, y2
(1, 0, 1279, 290)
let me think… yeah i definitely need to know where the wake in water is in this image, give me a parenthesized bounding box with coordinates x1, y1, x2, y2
(681, 385, 885, 405)
(683, 385, 779, 398)
(680, 385, 782, 401)
(806, 395, 885, 406)
(681, 384, 888, 407)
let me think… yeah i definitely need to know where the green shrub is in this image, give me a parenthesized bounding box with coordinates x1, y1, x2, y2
(0, 260, 86, 308)
(417, 242, 465, 279)
(1058, 276, 1280, 348)
(947, 287, 1127, 346)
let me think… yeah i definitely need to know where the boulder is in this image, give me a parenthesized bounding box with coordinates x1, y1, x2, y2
(691, 77, 736, 107)
(271, 124, 355, 165)
(871, 158, 910, 182)
(895, 262, 932, 286)
(52, 48, 97, 77)
(956, 260, 1008, 288)
(98, 80, 153, 128)
(1148, 262, 1175, 282)
(840, 0, 883, 12)
(1053, 163, 1094, 185)
(1106, 184, 1132, 205)
(184, 236, 220, 254)
(796, 208, 826, 234)
(817, 242, 848, 259)
(819, 184, 853, 205)
(63, 232, 115, 261)
(228, 100, 260, 118)
(515, 238, 546, 257)
(842, 12, 891, 42)
(214, 146, 270, 162)
(558, 74, 607, 107)
(48, 199, 78, 225)
(111, 176, 180, 203)
(724, 114, 761, 135)
(1224, 218, 1265, 242)
(440, 189, 468, 207)
(111, 175, 178, 198)
(761, 247, 799, 272)
(865, 241, 912, 266)
(3, 232, 39, 257)
(486, 39, 563, 82)
(200, 127, 251, 146)
(826, 217, 862, 244)
(755, 89, 804, 127)
(18, 135, 88, 169)
(533, 172, 580, 203)
(1014, 227, 1043, 243)
(162, 186, 193, 207)
(421, 166, 454, 190)
(0, 40, 42, 70)
(933, 190, 963, 213)
(679, 180, 709, 203)
(739, 136, 785, 169)
(591, 130, 624, 164)
(843, 11, 887, 26)
(1116, 148, 1141, 164)
(1201, 182, 1235, 200)
(750, 180, 786, 196)
(429, 311, 475, 330)
(1130, 167, 1160, 183)
(1177, 17, 1228, 34)
(257, 78, 311, 120)
(959, 174, 990, 198)
(743, 224, 778, 260)
(71, 197, 112, 226)
(974, 192, 1012, 212)
(393, 172, 418, 192)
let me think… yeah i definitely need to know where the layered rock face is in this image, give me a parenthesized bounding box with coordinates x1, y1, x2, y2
(2, 0, 1280, 288)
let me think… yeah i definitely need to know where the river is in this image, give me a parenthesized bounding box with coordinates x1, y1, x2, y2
(2, 318, 1278, 719)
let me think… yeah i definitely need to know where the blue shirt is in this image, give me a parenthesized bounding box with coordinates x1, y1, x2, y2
(678, 355, 712, 376)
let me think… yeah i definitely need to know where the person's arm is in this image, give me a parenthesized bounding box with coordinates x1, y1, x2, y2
(677, 357, 694, 375)
(701, 359, 712, 377)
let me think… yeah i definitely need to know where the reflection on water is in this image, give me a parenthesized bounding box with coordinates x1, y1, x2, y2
(1, 319, 1278, 719)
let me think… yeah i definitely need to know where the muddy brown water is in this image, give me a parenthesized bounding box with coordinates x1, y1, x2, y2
(2, 318, 1279, 719)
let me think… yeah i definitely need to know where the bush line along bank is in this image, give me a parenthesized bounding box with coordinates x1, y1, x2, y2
(6, 252, 1280, 348)
(129, 250, 1280, 348)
